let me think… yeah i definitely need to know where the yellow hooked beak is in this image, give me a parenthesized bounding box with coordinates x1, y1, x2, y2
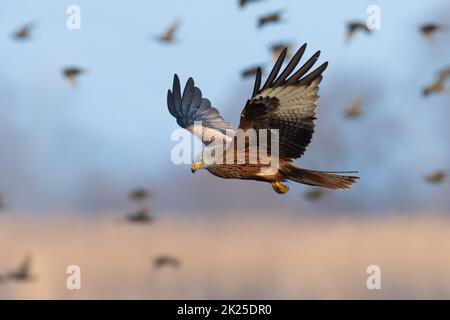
(191, 163, 203, 174)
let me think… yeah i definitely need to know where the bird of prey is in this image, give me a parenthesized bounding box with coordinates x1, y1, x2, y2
(258, 11, 284, 28)
(422, 67, 450, 96)
(304, 188, 326, 202)
(12, 22, 36, 40)
(153, 256, 180, 269)
(425, 171, 447, 184)
(270, 42, 291, 61)
(420, 23, 446, 41)
(4, 255, 35, 282)
(239, 0, 265, 8)
(125, 209, 153, 224)
(154, 19, 180, 43)
(167, 44, 359, 194)
(346, 22, 371, 43)
(241, 65, 264, 79)
(345, 97, 365, 119)
(62, 67, 85, 86)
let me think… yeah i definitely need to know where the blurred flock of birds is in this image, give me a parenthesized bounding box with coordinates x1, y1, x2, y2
(0, 0, 449, 290)
(0, 187, 179, 286)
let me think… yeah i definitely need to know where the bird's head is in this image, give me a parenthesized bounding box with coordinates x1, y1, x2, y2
(191, 162, 206, 174)
(191, 150, 217, 174)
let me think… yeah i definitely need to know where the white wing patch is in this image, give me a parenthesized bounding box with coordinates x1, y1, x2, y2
(188, 124, 234, 145)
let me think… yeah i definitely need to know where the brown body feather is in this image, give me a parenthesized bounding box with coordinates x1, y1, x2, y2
(208, 158, 357, 190)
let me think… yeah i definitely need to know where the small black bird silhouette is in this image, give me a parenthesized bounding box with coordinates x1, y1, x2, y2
(304, 188, 326, 202)
(345, 98, 365, 119)
(0, 194, 5, 211)
(346, 22, 371, 43)
(12, 22, 37, 40)
(5, 255, 35, 282)
(154, 19, 180, 43)
(420, 23, 447, 42)
(241, 65, 264, 79)
(129, 188, 151, 202)
(422, 67, 450, 96)
(239, 0, 265, 8)
(153, 256, 180, 269)
(270, 42, 291, 61)
(425, 171, 447, 184)
(258, 11, 284, 28)
(62, 67, 85, 86)
(126, 209, 153, 224)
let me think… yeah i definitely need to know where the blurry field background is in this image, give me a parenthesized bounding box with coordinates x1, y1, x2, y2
(1, 0, 450, 299)
(1, 214, 450, 299)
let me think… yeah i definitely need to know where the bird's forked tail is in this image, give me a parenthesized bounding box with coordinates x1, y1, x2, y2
(281, 164, 359, 190)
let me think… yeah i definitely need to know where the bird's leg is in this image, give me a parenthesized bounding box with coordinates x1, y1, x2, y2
(271, 181, 289, 194)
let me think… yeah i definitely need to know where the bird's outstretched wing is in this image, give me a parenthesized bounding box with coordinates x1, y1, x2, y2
(238, 44, 328, 160)
(167, 74, 234, 145)
(438, 67, 450, 82)
(18, 255, 31, 275)
(164, 20, 179, 38)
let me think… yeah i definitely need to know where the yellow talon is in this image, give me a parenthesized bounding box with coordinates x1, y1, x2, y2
(271, 181, 289, 194)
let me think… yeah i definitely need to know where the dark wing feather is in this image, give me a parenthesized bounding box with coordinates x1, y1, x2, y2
(251, 67, 262, 97)
(261, 48, 287, 91)
(238, 44, 327, 161)
(167, 74, 233, 145)
(287, 51, 321, 84)
(273, 43, 306, 87)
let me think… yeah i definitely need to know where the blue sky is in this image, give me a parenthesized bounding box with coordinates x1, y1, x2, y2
(0, 0, 449, 214)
